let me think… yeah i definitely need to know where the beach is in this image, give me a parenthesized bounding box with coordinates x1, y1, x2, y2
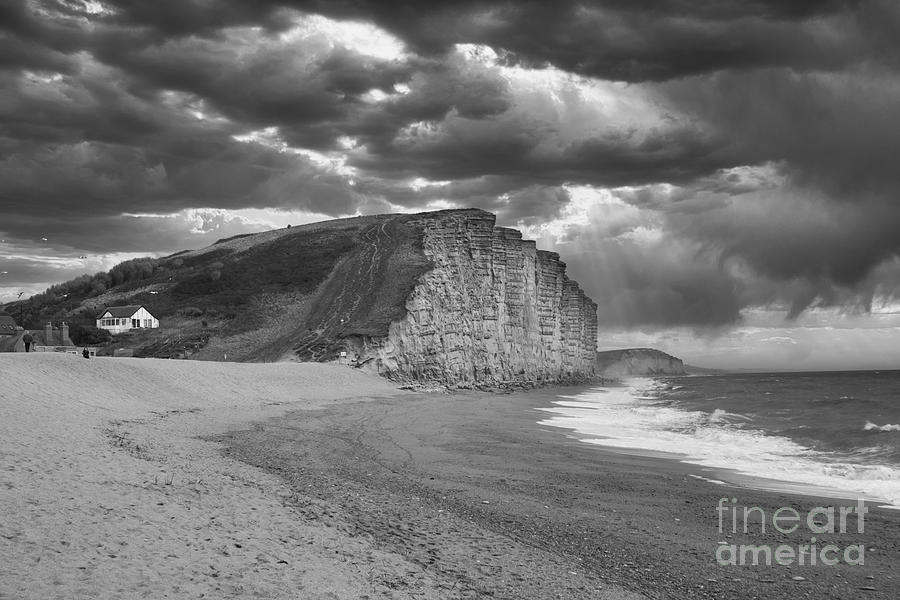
(1, 354, 446, 599)
(2, 354, 898, 599)
(219, 388, 900, 600)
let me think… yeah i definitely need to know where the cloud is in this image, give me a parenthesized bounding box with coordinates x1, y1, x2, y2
(1, 0, 899, 334)
(104, 0, 872, 82)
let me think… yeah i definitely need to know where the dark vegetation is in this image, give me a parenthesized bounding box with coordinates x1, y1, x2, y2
(68, 323, 112, 346)
(2, 257, 166, 330)
(168, 230, 357, 328)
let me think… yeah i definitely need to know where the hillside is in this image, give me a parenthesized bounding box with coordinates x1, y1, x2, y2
(595, 348, 686, 378)
(5, 211, 427, 361)
(5, 209, 599, 387)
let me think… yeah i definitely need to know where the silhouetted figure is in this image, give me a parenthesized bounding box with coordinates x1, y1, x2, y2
(82, 348, 90, 359)
(22, 333, 32, 352)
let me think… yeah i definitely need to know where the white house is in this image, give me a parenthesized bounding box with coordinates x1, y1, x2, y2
(96, 305, 159, 334)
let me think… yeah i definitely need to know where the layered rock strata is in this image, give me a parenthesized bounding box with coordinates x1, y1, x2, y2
(349, 211, 598, 387)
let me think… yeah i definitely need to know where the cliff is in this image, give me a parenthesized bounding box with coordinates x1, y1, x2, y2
(595, 348, 685, 379)
(344, 211, 599, 387)
(11, 209, 599, 388)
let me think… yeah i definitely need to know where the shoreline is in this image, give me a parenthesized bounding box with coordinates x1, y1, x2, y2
(539, 379, 900, 510)
(219, 386, 900, 600)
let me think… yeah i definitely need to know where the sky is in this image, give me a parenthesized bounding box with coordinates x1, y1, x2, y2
(2, 0, 900, 370)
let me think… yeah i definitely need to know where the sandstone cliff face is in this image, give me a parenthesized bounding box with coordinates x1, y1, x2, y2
(595, 348, 685, 379)
(348, 211, 598, 387)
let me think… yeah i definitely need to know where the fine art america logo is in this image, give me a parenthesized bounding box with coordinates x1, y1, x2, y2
(715, 497, 868, 566)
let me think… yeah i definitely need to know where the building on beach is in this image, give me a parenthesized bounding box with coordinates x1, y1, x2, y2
(96, 305, 159, 334)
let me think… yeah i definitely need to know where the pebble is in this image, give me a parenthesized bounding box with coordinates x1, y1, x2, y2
(792, 576, 806, 581)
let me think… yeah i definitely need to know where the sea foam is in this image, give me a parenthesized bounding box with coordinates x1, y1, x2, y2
(539, 380, 900, 508)
(864, 421, 900, 432)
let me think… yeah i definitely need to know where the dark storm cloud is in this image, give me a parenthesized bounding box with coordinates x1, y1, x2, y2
(2, 0, 900, 327)
(96, 34, 414, 140)
(98, 0, 872, 81)
(642, 63, 900, 316)
(660, 68, 900, 197)
(674, 191, 900, 315)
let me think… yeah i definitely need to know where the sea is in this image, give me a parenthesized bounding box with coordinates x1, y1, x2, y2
(538, 371, 900, 508)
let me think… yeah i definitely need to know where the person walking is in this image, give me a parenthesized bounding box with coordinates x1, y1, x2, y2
(82, 347, 90, 359)
(22, 332, 33, 352)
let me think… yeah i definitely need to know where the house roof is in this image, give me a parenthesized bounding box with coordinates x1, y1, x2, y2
(101, 305, 147, 318)
(0, 315, 18, 335)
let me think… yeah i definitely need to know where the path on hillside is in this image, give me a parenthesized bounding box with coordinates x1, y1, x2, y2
(291, 218, 398, 361)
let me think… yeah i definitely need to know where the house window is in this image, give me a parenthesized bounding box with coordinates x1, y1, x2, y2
(132, 319, 140, 328)
(144, 319, 151, 327)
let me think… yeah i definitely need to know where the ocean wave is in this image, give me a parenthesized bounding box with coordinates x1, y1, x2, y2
(864, 421, 900, 432)
(538, 382, 900, 507)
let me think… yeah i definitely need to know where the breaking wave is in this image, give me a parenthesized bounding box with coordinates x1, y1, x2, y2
(539, 379, 900, 507)
(865, 422, 900, 432)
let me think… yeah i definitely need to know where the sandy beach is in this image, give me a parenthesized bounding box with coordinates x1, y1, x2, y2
(0, 354, 448, 599)
(2, 354, 898, 599)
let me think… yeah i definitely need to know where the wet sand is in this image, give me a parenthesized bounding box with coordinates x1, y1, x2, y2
(218, 388, 900, 600)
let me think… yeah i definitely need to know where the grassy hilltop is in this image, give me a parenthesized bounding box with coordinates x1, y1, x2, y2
(3, 210, 479, 360)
